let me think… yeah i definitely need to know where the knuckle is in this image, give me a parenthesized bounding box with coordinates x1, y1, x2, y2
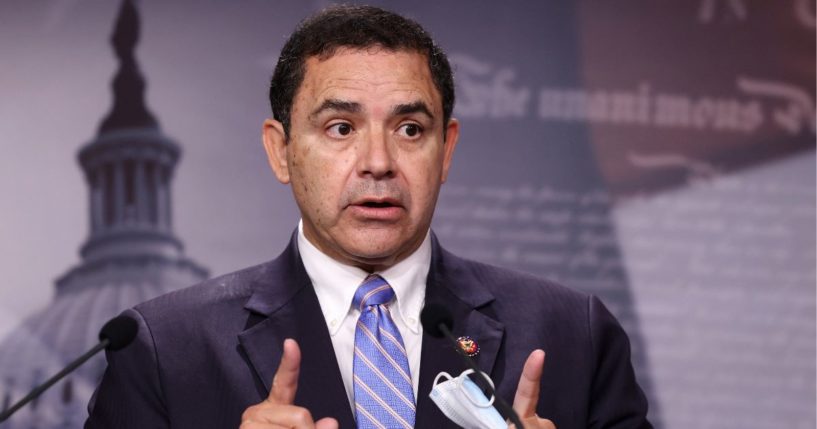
(293, 407, 314, 423)
(240, 407, 254, 421)
(241, 404, 264, 422)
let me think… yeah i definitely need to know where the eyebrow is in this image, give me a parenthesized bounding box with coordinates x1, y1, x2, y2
(308, 98, 435, 121)
(309, 99, 362, 120)
(391, 101, 434, 120)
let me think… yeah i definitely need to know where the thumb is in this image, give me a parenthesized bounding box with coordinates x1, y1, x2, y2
(267, 338, 301, 405)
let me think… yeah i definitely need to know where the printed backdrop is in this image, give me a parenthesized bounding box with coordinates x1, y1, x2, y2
(0, 1, 814, 428)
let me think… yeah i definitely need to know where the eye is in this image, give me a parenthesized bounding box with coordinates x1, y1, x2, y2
(327, 122, 353, 138)
(397, 123, 423, 139)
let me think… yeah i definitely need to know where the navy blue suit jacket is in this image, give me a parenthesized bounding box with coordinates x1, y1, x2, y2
(86, 233, 651, 428)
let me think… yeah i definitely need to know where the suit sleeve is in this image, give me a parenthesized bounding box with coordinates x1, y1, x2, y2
(85, 308, 170, 428)
(587, 295, 653, 429)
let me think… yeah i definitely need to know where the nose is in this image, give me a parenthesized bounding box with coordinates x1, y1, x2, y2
(357, 127, 396, 179)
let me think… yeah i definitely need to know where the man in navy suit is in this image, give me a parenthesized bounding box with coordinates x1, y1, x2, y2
(86, 5, 650, 429)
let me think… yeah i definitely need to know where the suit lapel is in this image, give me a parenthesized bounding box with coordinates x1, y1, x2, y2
(415, 235, 506, 428)
(236, 232, 505, 428)
(237, 233, 356, 428)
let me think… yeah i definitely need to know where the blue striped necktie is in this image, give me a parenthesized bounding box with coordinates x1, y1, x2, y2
(352, 275, 416, 429)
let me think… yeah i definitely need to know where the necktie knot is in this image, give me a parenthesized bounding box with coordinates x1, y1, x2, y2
(353, 275, 395, 310)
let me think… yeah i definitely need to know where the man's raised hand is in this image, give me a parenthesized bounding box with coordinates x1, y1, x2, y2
(509, 349, 556, 429)
(240, 339, 338, 429)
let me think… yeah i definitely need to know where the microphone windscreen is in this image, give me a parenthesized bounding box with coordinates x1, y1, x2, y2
(420, 303, 454, 338)
(99, 315, 138, 351)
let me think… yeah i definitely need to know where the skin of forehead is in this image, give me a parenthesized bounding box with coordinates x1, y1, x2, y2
(297, 48, 443, 122)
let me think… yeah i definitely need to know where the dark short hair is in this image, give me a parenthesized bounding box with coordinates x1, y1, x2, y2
(269, 5, 455, 139)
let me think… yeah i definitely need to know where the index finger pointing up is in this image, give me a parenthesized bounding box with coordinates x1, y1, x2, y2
(267, 338, 302, 405)
(512, 349, 546, 418)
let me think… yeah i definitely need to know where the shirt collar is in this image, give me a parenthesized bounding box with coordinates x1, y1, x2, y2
(298, 220, 430, 335)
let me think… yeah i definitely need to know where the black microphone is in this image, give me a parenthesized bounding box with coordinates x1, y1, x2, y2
(0, 315, 138, 422)
(421, 303, 525, 429)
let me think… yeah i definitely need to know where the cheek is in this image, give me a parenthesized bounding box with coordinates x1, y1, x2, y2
(290, 150, 309, 194)
(406, 155, 444, 214)
(293, 151, 349, 215)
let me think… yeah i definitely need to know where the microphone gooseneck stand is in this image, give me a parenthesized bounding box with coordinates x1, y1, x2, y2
(0, 315, 138, 423)
(421, 303, 526, 429)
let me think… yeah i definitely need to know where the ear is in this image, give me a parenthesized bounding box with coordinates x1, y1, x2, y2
(440, 118, 459, 183)
(262, 118, 290, 184)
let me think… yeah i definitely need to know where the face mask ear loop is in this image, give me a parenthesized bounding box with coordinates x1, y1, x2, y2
(456, 369, 496, 408)
(433, 371, 454, 387)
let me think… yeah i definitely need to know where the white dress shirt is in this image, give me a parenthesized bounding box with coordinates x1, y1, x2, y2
(297, 220, 429, 410)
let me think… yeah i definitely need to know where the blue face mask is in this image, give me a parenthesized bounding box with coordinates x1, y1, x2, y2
(428, 369, 508, 429)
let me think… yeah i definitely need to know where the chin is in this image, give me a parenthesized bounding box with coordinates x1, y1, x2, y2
(344, 231, 408, 262)
(331, 221, 426, 267)
(348, 240, 402, 261)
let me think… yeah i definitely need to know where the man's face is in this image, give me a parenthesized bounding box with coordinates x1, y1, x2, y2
(263, 48, 459, 271)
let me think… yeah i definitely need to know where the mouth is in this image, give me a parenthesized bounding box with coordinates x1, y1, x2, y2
(360, 201, 397, 208)
(348, 197, 404, 220)
(352, 197, 402, 209)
